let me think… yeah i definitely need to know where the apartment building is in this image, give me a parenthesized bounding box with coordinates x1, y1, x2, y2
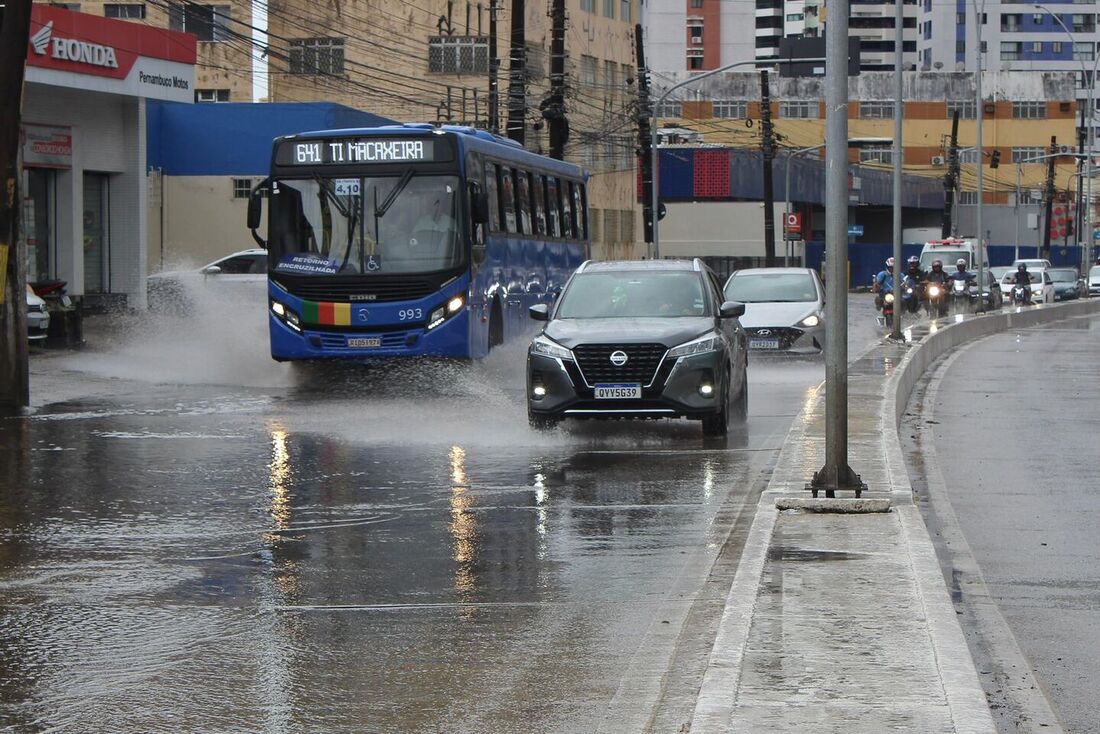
(918, 0, 1100, 149)
(34, 0, 254, 102)
(264, 0, 642, 259)
(644, 0, 919, 72)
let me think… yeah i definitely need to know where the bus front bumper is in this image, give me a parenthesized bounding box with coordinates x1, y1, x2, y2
(270, 310, 471, 360)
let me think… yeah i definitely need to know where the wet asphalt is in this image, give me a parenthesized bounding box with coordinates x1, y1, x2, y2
(0, 293, 879, 733)
(921, 312, 1100, 734)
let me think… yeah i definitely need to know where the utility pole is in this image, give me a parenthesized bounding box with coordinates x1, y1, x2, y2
(760, 69, 777, 266)
(809, 0, 864, 498)
(543, 0, 567, 159)
(942, 110, 960, 238)
(505, 0, 526, 145)
(890, 0, 903, 340)
(0, 0, 33, 413)
(635, 24, 655, 248)
(1043, 135, 1057, 259)
(488, 0, 500, 133)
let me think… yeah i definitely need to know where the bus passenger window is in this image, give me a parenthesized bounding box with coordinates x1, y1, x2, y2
(500, 167, 517, 233)
(546, 177, 561, 237)
(531, 173, 547, 235)
(561, 181, 574, 239)
(515, 170, 532, 234)
(573, 183, 587, 239)
(486, 163, 501, 231)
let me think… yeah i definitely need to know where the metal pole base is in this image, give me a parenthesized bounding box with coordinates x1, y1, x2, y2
(807, 464, 867, 499)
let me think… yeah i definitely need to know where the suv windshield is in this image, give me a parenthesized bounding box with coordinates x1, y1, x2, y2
(267, 174, 463, 275)
(724, 272, 817, 303)
(556, 271, 709, 318)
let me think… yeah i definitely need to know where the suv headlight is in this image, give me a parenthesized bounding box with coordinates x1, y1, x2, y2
(530, 335, 572, 360)
(668, 332, 720, 358)
(798, 314, 821, 328)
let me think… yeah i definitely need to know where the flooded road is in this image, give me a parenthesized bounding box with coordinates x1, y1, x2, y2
(1, 293, 880, 732)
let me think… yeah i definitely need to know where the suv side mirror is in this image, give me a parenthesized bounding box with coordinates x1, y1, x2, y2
(529, 303, 550, 321)
(719, 300, 745, 319)
(201, 265, 222, 276)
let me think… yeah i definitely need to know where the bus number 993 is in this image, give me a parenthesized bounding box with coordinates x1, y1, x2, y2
(399, 308, 423, 321)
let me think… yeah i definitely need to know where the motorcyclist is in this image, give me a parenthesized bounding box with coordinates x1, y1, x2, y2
(948, 258, 975, 284)
(924, 259, 948, 285)
(901, 256, 924, 312)
(872, 257, 895, 310)
(905, 256, 924, 282)
(1011, 263, 1033, 303)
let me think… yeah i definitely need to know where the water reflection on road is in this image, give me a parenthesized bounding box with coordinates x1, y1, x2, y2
(0, 295, 879, 732)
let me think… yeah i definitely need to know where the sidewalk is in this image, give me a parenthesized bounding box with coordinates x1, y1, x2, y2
(691, 325, 996, 733)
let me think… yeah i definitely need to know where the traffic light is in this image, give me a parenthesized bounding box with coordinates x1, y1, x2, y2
(990, 150, 1001, 169)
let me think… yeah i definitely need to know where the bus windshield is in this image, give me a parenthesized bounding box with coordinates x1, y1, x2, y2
(268, 173, 463, 275)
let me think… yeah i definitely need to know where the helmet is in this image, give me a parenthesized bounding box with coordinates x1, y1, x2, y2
(956, 258, 967, 267)
(886, 257, 895, 267)
(907, 256, 919, 265)
(931, 259, 943, 270)
(1018, 263, 1028, 271)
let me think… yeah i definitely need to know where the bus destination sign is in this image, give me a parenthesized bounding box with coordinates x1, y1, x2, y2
(279, 138, 438, 166)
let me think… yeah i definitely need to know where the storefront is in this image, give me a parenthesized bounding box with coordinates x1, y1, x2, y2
(22, 5, 196, 307)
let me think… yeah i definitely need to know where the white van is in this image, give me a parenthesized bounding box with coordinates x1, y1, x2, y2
(918, 238, 990, 272)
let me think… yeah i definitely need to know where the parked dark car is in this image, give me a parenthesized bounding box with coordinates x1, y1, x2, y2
(526, 259, 748, 436)
(1047, 268, 1085, 300)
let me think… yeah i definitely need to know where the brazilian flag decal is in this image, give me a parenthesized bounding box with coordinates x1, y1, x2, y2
(302, 301, 352, 326)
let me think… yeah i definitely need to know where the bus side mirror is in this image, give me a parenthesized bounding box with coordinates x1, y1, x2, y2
(247, 190, 263, 230)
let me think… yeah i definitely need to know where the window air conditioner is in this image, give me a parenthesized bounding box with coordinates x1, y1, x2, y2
(931, 155, 945, 166)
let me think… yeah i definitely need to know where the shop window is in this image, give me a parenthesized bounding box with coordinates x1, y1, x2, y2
(83, 173, 110, 294)
(26, 169, 54, 284)
(104, 3, 145, 18)
(232, 178, 254, 199)
(195, 88, 230, 102)
(169, 4, 231, 42)
(288, 37, 346, 75)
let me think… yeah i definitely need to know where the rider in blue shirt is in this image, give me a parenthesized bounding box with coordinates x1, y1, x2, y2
(947, 258, 975, 283)
(873, 257, 895, 310)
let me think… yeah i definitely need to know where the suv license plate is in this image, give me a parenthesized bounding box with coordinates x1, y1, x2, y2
(594, 384, 641, 399)
(750, 338, 780, 349)
(347, 337, 382, 348)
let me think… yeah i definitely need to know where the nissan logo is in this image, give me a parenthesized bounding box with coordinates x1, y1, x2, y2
(756, 329, 772, 336)
(609, 350, 629, 366)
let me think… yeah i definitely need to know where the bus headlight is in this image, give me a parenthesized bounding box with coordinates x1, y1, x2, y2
(428, 307, 446, 329)
(428, 295, 467, 330)
(270, 300, 302, 332)
(447, 296, 464, 314)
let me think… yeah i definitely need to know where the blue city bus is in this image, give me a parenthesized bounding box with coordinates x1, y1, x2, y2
(246, 123, 589, 361)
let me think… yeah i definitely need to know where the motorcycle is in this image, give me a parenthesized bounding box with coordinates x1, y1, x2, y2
(900, 276, 922, 314)
(876, 291, 896, 328)
(924, 281, 947, 317)
(949, 278, 973, 314)
(1011, 283, 1031, 306)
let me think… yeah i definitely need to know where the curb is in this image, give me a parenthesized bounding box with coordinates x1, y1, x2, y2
(690, 298, 1100, 732)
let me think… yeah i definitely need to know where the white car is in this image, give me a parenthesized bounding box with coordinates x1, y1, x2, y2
(723, 267, 825, 353)
(26, 285, 50, 342)
(147, 249, 268, 309)
(1011, 258, 1052, 272)
(1001, 269, 1055, 304)
(1089, 265, 1100, 296)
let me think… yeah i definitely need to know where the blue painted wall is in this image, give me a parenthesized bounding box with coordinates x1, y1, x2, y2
(147, 102, 394, 176)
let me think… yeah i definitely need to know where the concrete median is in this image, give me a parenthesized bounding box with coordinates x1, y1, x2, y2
(691, 298, 1100, 733)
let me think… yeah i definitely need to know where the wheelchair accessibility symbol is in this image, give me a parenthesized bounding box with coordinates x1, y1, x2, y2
(366, 255, 382, 272)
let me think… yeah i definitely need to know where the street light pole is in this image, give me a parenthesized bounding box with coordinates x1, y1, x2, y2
(809, 0, 865, 498)
(650, 57, 825, 258)
(891, 0, 904, 339)
(973, 0, 986, 311)
(1035, 3, 1099, 274)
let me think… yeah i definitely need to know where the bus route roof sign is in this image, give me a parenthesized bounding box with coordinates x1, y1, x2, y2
(276, 137, 447, 166)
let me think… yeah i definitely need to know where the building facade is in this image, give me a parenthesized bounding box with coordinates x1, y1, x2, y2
(33, 0, 254, 102)
(265, 0, 642, 259)
(644, 0, 920, 72)
(918, 0, 1100, 150)
(22, 6, 196, 307)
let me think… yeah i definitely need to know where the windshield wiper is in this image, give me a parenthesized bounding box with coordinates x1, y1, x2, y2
(376, 168, 414, 219)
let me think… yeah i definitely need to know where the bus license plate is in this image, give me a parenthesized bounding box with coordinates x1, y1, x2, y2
(347, 337, 382, 348)
(750, 338, 780, 350)
(594, 383, 641, 399)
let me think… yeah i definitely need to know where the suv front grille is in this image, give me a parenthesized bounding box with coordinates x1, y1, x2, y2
(573, 343, 668, 386)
